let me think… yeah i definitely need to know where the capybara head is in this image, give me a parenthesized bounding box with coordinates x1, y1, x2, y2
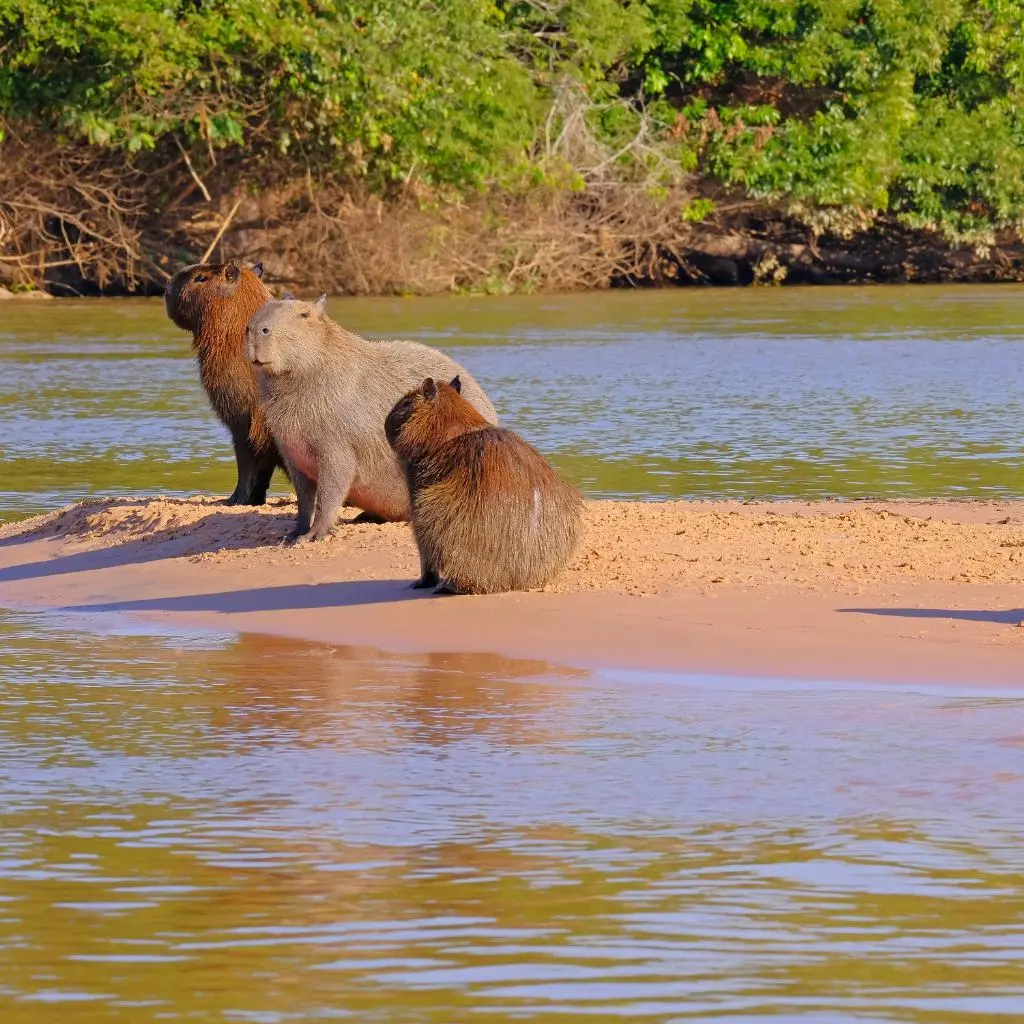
(245, 294, 328, 376)
(385, 375, 476, 457)
(164, 260, 267, 333)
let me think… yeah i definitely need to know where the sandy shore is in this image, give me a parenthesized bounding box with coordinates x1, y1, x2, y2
(2, 495, 1024, 686)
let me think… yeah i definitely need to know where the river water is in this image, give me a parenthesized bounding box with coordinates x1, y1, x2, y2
(3, 285, 1024, 518)
(1, 287, 1024, 1021)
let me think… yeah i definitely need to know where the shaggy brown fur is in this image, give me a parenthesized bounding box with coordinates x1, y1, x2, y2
(164, 260, 285, 505)
(246, 295, 498, 541)
(385, 376, 583, 595)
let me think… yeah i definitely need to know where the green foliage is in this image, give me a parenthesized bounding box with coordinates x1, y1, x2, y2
(681, 196, 715, 222)
(637, 0, 1024, 238)
(3, 0, 1024, 238)
(0, 0, 536, 188)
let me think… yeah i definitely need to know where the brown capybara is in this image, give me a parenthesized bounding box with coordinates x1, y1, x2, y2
(164, 260, 286, 505)
(385, 376, 583, 594)
(245, 295, 498, 542)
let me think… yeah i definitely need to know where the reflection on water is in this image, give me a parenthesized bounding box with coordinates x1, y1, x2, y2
(3, 284, 1024, 519)
(1, 612, 1022, 1021)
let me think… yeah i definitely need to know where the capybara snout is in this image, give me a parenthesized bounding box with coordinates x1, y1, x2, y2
(165, 260, 264, 333)
(245, 295, 325, 377)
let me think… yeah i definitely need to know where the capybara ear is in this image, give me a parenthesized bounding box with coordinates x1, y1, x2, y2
(313, 293, 327, 314)
(449, 375, 461, 394)
(423, 378, 438, 401)
(251, 262, 265, 279)
(224, 262, 240, 283)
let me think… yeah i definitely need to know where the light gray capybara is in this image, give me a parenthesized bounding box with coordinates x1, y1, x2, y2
(245, 295, 498, 541)
(385, 375, 583, 594)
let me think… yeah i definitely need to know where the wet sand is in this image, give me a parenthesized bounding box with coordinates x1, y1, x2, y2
(2, 496, 1023, 686)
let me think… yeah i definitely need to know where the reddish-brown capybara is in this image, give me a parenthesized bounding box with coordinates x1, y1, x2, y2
(164, 260, 285, 504)
(385, 376, 582, 594)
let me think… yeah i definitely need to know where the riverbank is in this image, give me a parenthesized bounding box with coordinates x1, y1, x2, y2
(5, 142, 1024, 298)
(8, 191, 1024, 298)
(2, 496, 1022, 687)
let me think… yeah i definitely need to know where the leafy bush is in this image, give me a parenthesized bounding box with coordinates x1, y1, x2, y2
(3, 0, 1024, 240)
(0, 0, 536, 188)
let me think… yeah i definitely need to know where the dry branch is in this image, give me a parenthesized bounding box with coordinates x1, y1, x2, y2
(200, 198, 243, 263)
(2, 131, 1024, 297)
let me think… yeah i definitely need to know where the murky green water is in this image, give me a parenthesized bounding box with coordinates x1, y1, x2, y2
(3, 287, 1024, 1020)
(1, 612, 1023, 1022)
(2, 285, 1024, 520)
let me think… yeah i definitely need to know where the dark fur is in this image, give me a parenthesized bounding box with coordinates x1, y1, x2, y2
(164, 260, 286, 504)
(385, 377, 584, 595)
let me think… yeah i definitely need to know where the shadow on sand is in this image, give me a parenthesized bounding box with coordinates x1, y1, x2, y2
(0, 498, 297, 584)
(840, 607, 1024, 625)
(65, 579, 427, 615)
(0, 497, 426, 614)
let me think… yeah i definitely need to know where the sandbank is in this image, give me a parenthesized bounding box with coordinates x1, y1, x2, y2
(1, 496, 1023, 687)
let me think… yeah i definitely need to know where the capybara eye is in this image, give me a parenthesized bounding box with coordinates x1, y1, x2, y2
(261, 326, 270, 335)
(300, 312, 310, 319)
(193, 274, 208, 284)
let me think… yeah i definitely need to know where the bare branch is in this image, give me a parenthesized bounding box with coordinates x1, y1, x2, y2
(173, 135, 212, 203)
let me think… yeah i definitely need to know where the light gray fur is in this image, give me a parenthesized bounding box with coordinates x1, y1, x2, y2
(245, 296, 498, 540)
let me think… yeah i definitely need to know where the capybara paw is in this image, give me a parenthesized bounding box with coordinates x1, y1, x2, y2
(226, 492, 266, 507)
(432, 582, 460, 596)
(411, 571, 439, 590)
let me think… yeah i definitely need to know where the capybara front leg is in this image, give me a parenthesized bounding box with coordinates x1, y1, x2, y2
(412, 547, 439, 589)
(287, 467, 318, 540)
(306, 455, 357, 542)
(226, 434, 259, 506)
(412, 568, 440, 589)
(247, 448, 280, 506)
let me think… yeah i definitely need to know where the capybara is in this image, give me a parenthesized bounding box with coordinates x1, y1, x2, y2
(164, 260, 286, 505)
(245, 295, 498, 541)
(384, 376, 583, 594)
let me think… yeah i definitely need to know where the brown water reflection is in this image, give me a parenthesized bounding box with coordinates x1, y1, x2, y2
(1, 615, 1023, 1022)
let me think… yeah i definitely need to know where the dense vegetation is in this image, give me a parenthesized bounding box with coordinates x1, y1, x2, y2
(3, 1, 1024, 292)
